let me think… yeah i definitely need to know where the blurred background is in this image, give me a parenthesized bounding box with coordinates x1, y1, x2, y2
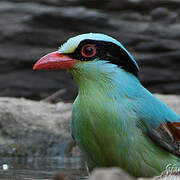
(1, 0, 180, 103)
(0, 0, 180, 179)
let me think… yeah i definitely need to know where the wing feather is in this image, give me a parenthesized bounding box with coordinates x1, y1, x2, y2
(146, 122, 180, 157)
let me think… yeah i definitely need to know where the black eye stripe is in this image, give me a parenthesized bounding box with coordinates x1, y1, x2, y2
(69, 39, 139, 77)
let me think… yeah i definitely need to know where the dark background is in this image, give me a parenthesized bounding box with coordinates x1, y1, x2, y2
(1, 0, 180, 102)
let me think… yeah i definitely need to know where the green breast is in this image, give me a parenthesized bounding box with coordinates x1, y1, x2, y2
(71, 92, 136, 169)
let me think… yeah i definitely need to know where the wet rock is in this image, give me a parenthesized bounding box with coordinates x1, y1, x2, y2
(150, 7, 178, 24)
(0, 69, 77, 101)
(89, 168, 135, 180)
(104, 0, 180, 11)
(28, 6, 114, 30)
(89, 166, 180, 180)
(1, 1, 180, 100)
(140, 171, 180, 180)
(135, 39, 180, 52)
(120, 12, 143, 21)
(151, 7, 171, 20)
(163, 23, 180, 38)
(0, 2, 52, 14)
(0, 97, 74, 157)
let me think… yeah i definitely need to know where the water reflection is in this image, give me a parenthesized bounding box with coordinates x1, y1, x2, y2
(0, 157, 88, 180)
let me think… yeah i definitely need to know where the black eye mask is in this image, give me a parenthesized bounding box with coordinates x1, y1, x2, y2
(69, 39, 139, 77)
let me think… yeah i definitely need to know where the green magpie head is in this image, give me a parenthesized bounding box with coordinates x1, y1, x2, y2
(33, 33, 139, 76)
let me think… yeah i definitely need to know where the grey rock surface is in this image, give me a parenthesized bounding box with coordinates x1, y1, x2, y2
(0, 0, 180, 101)
(29, 6, 113, 30)
(0, 97, 74, 157)
(89, 167, 180, 180)
(89, 168, 135, 180)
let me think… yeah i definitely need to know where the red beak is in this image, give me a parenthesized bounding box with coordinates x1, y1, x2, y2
(33, 51, 80, 70)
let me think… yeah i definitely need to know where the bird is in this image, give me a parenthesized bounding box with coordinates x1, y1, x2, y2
(33, 33, 180, 177)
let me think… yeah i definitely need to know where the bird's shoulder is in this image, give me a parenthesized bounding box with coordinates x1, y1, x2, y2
(135, 90, 180, 157)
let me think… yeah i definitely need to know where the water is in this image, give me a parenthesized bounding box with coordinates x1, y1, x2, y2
(0, 157, 88, 180)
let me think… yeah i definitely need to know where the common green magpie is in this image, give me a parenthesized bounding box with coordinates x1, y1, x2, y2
(33, 33, 180, 177)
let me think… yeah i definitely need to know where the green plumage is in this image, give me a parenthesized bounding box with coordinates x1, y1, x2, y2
(70, 61, 180, 177)
(34, 33, 180, 177)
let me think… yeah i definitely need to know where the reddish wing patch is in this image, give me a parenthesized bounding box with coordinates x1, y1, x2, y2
(147, 121, 180, 157)
(166, 122, 180, 141)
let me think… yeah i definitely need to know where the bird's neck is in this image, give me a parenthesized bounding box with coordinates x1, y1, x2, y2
(70, 61, 140, 97)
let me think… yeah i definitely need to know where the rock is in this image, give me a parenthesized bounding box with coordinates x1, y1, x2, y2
(0, 97, 74, 157)
(104, 0, 180, 11)
(151, 7, 171, 20)
(28, 6, 114, 30)
(167, 12, 179, 24)
(139, 171, 180, 180)
(1, 1, 180, 100)
(134, 49, 180, 94)
(0, 2, 53, 14)
(163, 23, 180, 38)
(1, 1, 112, 29)
(89, 168, 135, 180)
(0, 69, 77, 101)
(150, 7, 178, 24)
(120, 12, 143, 21)
(89, 166, 180, 180)
(135, 39, 180, 52)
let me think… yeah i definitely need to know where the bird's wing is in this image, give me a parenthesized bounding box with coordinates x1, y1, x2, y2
(146, 121, 180, 157)
(136, 92, 180, 157)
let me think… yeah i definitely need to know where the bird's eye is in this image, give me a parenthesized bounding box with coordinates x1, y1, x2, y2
(81, 44, 96, 58)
